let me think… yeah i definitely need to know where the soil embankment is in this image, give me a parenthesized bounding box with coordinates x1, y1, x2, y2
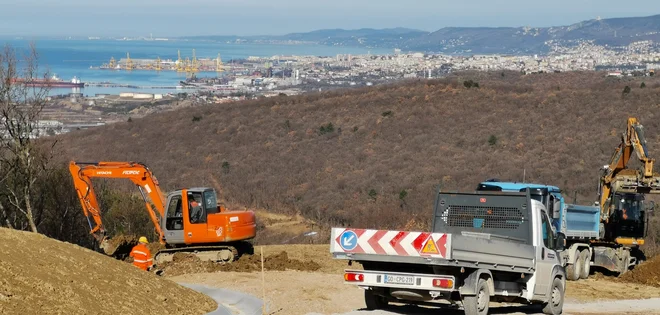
(0, 228, 216, 315)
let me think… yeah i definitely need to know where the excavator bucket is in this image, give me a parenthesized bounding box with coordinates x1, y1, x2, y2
(99, 235, 139, 259)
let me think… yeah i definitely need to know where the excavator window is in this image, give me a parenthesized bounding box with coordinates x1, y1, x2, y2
(166, 195, 183, 230)
(204, 190, 218, 215)
(188, 192, 206, 224)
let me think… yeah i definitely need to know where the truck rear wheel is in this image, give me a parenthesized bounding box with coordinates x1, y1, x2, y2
(579, 249, 591, 279)
(542, 277, 564, 315)
(462, 278, 490, 315)
(364, 289, 388, 310)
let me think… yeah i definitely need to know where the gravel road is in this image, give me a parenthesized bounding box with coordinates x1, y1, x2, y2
(305, 298, 660, 315)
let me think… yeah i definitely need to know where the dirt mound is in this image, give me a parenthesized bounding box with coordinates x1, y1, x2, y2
(620, 255, 660, 287)
(159, 250, 321, 276)
(0, 228, 216, 315)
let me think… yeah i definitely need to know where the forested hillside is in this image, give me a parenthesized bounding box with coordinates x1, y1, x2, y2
(56, 71, 660, 231)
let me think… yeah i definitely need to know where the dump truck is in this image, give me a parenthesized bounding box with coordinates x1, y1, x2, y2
(69, 161, 257, 264)
(474, 118, 660, 280)
(331, 189, 567, 315)
(477, 180, 653, 280)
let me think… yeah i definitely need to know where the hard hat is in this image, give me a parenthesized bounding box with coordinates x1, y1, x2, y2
(139, 236, 148, 244)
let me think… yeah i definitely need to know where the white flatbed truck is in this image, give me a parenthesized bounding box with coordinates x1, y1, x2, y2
(330, 189, 567, 315)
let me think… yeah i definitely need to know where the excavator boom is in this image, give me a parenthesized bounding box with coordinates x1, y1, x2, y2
(69, 161, 168, 246)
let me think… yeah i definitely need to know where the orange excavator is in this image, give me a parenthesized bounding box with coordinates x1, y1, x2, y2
(69, 161, 256, 264)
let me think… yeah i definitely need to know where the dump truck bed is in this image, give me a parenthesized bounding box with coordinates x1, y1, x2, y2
(331, 191, 538, 274)
(563, 204, 600, 239)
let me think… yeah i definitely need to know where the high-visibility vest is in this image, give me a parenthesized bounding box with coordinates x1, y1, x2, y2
(129, 243, 153, 271)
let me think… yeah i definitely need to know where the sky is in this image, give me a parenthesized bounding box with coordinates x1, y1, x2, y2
(0, 0, 659, 37)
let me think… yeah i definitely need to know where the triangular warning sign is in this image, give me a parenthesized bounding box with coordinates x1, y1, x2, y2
(421, 237, 439, 254)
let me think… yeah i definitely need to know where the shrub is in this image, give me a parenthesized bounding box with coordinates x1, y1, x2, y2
(622, 86, 631, 95)
(382, 111, 393, 117)
(222, 161, 230, 173)
(488, 135, 498, 146)
(192, 115, 203, 122)
(319, 122, 335, 135)
(641, 82, 646, 88)
(368, 189, 377, 200)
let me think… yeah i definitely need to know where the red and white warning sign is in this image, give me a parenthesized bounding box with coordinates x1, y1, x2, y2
(330, 228, 451, 259)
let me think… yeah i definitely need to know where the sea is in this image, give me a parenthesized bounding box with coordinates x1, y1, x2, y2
(0, 39, 391, 96)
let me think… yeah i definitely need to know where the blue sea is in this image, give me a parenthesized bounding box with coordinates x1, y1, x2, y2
(1, 39, 390, 95)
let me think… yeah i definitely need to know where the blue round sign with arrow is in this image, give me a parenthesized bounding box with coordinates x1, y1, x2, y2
(339, 230, 358, 251)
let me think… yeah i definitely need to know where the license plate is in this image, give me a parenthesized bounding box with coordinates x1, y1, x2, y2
(383, 274, 415, 285)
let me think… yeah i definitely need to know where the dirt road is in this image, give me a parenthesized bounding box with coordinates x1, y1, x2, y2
(304, 298, 660, 315)
(171, 270, 660, 315)
(168, 245, 660, 315)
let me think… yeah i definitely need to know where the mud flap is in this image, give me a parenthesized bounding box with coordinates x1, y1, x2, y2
(459, 269, 494, 296)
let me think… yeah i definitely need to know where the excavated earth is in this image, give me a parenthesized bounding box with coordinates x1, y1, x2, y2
(620, 254, 660, 287)
(0, 228, 216, 315)
(158, 250, 321, 276)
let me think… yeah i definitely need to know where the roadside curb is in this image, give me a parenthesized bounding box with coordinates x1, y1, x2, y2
(179, 283, 266, 315)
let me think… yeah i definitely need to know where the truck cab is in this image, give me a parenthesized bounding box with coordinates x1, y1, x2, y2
(476, 180, 565, 233)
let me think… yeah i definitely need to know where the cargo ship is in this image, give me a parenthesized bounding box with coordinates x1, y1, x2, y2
(13, 75, 85, 88)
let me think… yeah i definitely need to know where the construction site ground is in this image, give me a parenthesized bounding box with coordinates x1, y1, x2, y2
(0, 228, 216, 315)
(169, 244, 660, 315)
(5, 225, 660, 315)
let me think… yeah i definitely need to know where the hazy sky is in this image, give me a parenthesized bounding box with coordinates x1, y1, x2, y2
(0, 0, 659, 37)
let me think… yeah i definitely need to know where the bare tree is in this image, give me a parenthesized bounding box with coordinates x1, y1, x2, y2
(0, 43, 54, 232)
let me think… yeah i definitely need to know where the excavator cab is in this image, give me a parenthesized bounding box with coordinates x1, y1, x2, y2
(603, 192, 646, 242)
(162, 187, 256, 247)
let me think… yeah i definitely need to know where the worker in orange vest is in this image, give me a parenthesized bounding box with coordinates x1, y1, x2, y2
(129, 236, 153, 271)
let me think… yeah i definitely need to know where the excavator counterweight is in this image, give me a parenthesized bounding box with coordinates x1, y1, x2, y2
(69, 161, 257, 263)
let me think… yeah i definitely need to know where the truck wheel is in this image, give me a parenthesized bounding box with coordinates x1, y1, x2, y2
(542, 277, 565, 315)
(579, 249, 591, 279)
(566, 257, 581, 281)
(462, 278, 490, 315)
(364, 289, 388, 310)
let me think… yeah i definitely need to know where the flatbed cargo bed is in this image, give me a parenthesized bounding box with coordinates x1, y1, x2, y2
(331, 228, 536, 273)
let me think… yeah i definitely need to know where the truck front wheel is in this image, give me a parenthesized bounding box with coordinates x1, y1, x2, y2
(364, 289, 388, 310)
(566, 252, 582, 281)
(542, 277, 565, 315)
(462, 278, 490, 315)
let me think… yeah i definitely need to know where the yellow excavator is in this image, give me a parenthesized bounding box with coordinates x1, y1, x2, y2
(598, 117, 660, 253)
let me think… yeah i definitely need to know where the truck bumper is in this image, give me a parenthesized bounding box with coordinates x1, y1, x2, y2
(343, 269, 456, 300)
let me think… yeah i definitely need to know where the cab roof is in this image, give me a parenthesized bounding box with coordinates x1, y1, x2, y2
(478, 181, 561, 193)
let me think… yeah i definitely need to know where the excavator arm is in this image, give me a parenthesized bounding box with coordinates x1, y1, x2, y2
(68, 161, 168, 246)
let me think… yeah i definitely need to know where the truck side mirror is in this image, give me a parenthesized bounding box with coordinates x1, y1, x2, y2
(555, 232, 566, 251)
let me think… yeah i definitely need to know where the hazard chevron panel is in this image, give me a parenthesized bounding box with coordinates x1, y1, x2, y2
(330, 228, 452, 259)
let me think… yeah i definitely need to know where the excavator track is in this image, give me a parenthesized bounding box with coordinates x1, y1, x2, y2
(154, 241, 254, 265)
